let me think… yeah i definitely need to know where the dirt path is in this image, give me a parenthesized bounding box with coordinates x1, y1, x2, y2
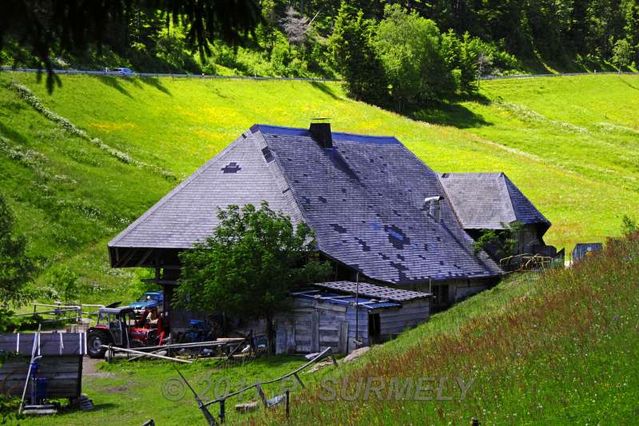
(83, 356, 113, 378)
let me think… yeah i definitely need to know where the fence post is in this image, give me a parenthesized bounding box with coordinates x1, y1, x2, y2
(219, 399, 225, 423)
(292, 372, 305, 389)
(285, 390, 290, 418)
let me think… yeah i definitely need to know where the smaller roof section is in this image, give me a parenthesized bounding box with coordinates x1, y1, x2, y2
(313, 281, 431, 302)
(291, 289, 401, 310)
(439, 172, 550, 233)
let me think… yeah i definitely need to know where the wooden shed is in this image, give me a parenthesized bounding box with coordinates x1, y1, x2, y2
(276, 281, 431, 354)
(0, 332, 86, 402)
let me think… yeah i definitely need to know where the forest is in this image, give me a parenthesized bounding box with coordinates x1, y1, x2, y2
(2, 1, 638, 92)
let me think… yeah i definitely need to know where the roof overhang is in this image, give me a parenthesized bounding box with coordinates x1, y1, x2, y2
(108, 245, 183, 268)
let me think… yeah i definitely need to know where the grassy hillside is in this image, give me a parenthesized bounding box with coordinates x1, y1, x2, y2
(277, 233, 639, 424)
(0, 72, 637, 300)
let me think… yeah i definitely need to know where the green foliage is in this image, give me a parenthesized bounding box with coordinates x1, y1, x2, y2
(45, 265, 80, 303)
(0, 0, 262, 91)
(472, 229, 499, 254)
(0, 193, 35, 308)
(612, 38, 636, 69)
(3, 0, 639, 83)
(329, 4, 522, 106)
(328, 3, 387, 103)
(0, 394, 21, 424)
(442, 31, 523, 93)
(0, 310, 61, 333)
(177, 202, 330, 352)
(0, 308, 17, 333)
(621, 214, 638, 236)
(373, 5, 456, 108)
(473, 221, 523, 261)
(151, 30, 200, 74)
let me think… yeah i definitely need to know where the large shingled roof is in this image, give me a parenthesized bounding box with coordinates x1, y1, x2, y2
(109, 124, 504, 284)
(439, 172, 550, 233)
(108, 133, 303, 249)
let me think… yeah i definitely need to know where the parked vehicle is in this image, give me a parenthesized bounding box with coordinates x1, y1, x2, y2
(112, 67, 134, 76)
(177, 319, 215, 343)
(129, 291, 164, 314)
(86, 306, 166, 358)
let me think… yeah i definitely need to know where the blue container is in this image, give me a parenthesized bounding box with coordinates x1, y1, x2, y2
(30, 377, 48, 404)
(189, 319, 205, 329)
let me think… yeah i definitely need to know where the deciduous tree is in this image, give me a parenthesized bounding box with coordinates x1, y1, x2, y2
(176, 202, 330, 354)
(373, 5, 456, 109)
(328, 3, 388, 104)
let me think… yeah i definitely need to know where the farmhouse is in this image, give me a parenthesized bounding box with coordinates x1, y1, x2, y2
(108, 122, 552, 323)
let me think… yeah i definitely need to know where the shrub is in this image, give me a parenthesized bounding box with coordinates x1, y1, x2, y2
(0, 394, 21, 423)
(45, 265, 80, 303)
(442, 30, 523, 93)
(473, 221, 523, 261)
(611, 38, 635, 69)
(155, 30, 200, 74)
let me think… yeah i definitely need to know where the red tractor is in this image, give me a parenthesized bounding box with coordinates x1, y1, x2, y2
(86, 306, 167, 358)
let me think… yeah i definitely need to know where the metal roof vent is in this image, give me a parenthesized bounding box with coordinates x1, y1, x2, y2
(309, 118, 332, 149)
(424, 196, 443, 222)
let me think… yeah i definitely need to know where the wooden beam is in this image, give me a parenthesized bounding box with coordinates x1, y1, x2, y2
(115, 248, 137, 268)
(102, 345, 192, 364)
(135, 249, 154, 267)
(141, 278, 178, 285)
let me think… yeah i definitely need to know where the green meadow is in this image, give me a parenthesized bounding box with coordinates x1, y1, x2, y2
(1, 72, 638, 424)
(0, 72, 638, 300)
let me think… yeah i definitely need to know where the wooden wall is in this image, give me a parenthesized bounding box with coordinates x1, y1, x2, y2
(276, 298, 430, 354)
(453, 282, 490, 302)
(345, 306, 369, 349)
(0, 332, 85, 400)
(276, 299, 353, 354)
(378, 300, 430, 338)
(0, 356, 82, 399)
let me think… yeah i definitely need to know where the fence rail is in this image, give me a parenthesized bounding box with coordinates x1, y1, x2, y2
(2, 65, 637, 82)
(480, 71, 638, 80)
(0, 66, 339, 82)
(177, 346, 337, 425)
